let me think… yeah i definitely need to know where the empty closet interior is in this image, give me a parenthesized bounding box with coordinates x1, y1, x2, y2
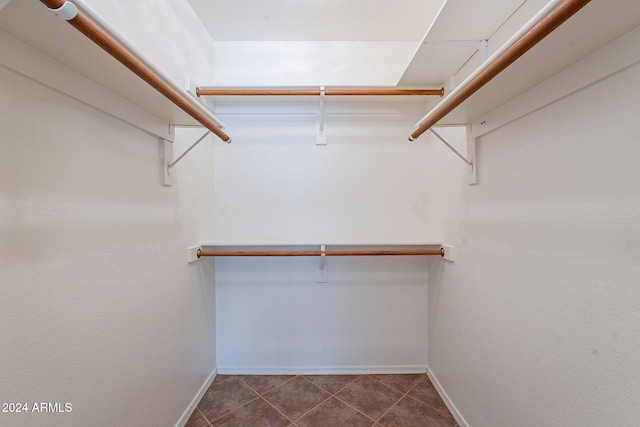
(2, 0, 639, 426)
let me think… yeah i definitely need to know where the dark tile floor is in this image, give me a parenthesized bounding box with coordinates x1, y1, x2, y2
(185, 373, 457, 427)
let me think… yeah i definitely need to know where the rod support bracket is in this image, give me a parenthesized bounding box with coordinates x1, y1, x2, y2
(316, 244, 328, 282)
(162, 138, 175, 187)
(441, 244, 455, 262)
(316, 86, 327, 145)
(163, 130, 211, 186)
(187, 246, 202, 263)
(48, 1, 78, 21)
(466, 125, 478, 185)
(188, 78, 220, 123)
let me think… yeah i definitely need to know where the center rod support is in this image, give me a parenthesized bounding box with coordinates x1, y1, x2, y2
(197, 248, 445, 258)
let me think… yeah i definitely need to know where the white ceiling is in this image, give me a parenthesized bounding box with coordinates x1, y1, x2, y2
(186, 0, 446, 41)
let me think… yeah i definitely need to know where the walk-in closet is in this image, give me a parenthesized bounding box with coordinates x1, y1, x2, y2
(1, 0, 639, 426)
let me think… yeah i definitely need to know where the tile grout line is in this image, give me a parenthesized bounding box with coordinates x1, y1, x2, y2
(198, 373, 454, 426)
(205, 395, 264, 425)
(310, 373, 422, 424)
(266, 374, 377, 425)
(329, 393, 378, 425)
(288, 375, 345, 424)
(404, 390, 457, 418)
(261, 395, 299, 426)
(370, 374, 457, 424)
(290, 395, 334, 424)
(195, 407, 213, 427)
(300, 373, 361, 394)
(401, 375, 459, 419)
(304, 375, 375, 423)
(364, 374, 423, 423)
(233, 374, 342, 426)
(201, 374, 294, 425)
(374, 388, 410, 424)
(328, 383, 377, 422)
(242, 373, 300, 394)
(236, 374, 302, 425)
(302, 374, 379, 425)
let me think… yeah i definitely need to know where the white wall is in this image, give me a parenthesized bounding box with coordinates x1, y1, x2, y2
(211, 101, 433, 373)
(212, 102, 431, 244)
(426, 30, 640, 426)
(215, 253, 429, 373)
(213, 41, 418, 86)
(82, 0, 216, 88)
(0, 44, 216, 427)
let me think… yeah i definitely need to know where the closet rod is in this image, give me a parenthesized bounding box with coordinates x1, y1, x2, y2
(409, 0, 591, 141)
(196, 88, 445, 97)
(197, 249, 445, 258)
(40, 0, 231, 143)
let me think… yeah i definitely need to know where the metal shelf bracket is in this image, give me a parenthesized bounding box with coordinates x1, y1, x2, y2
(429, 127, 478, 185)
(163, 130, 211, 186)
(317, 244, 328, 282)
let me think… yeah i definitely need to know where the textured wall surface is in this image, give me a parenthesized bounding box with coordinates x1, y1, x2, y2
(425, 39, 640, 426)
(0, 60, 216, 427)
(213, 41, 418, 86)
(215, 253, 429, 373)
(212, 106, 432, 372)
(82, 0, 216, 87)
(212, 110, 431, 244)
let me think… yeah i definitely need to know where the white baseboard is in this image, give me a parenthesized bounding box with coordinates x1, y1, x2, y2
(175, 368, 217, 427)
(427, 366, 469, 427)
(217, 365, 427, 375)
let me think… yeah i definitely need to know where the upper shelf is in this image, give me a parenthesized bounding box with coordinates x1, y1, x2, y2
(402, 0, 640, 125)
(0, 0, 203, 128)
(399, 0, 526, 86)
(3, 0, 639, 131)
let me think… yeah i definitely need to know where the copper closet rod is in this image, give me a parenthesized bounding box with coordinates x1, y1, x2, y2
(39, 0, 231, 143)
(197, 88, 445, 97)
(410, 0, 591, 141)
(197, 248, 445, 258)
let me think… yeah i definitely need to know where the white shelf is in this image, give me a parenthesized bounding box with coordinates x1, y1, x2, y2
(0, 0, 202, 128)
(401, 0, 640, 125)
